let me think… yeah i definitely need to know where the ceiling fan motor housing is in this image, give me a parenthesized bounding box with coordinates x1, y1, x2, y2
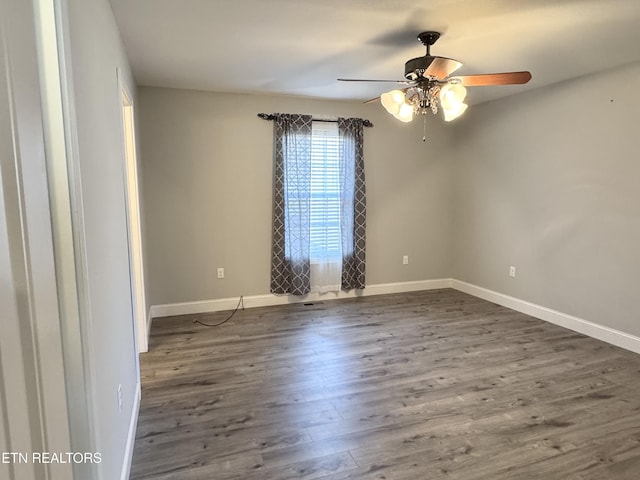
(404, 31, 442, 80)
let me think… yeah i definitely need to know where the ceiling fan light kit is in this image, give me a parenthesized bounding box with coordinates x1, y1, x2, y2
(339, 31, 531, 136)
(381, 82, 468, 123)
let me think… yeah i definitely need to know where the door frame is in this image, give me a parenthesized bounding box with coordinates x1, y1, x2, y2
(119, 75, 148, 353)
(1, 0, 76, 478)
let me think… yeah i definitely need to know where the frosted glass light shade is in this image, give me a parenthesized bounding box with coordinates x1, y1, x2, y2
(440, 83, 468, 122)
(440, 83, 467, 110)
(394, 102, 414, 122)
(443, 102, 467, 122)
(381, 90, 406, 116)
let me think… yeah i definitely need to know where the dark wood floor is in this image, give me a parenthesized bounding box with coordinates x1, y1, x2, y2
(130, 289, 640, 479)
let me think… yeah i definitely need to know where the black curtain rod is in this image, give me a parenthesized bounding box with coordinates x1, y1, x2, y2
(258, 113, 373, 127)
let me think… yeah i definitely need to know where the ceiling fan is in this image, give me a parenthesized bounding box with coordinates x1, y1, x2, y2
(338, 31, 531, 128)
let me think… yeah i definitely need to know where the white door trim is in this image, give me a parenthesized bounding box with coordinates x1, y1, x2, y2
(118, 74, 148, 353)
(1, 0, 75, 478)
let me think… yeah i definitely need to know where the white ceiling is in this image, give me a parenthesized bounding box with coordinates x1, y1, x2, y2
(108, 0, 640, 105)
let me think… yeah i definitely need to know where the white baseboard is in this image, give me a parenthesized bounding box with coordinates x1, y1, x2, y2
(450, 279, 640, 355)
(138, 309, 153, 354)
(149, 278, 452, 318)
(120, 381, 141, 480)
(148, 278, 640, 355)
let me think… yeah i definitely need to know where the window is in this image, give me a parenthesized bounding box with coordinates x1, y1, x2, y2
(270, 113, 366, 295)
(309, 121, 341, 262)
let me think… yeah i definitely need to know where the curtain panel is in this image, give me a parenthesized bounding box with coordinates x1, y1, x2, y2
(270, 114, 366, 295)
(338, 118, 366, 290)
(270, 114, 313, 295)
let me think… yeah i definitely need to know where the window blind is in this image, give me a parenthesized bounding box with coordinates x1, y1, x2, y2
(309, 121, 341, 261)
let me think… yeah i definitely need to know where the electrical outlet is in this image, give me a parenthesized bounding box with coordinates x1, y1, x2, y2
(217, 267, 224, 279)
(509, 266, 516, 278)
(402, 255, 409, 265)
(117, 384, 123, 413)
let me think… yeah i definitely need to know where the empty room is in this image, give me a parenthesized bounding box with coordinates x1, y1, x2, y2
(2, 0, 640, 479)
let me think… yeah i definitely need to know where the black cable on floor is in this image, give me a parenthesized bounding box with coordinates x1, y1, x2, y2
(193, 296, 244, 327)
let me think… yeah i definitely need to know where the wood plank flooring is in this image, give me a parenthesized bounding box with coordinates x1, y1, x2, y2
(130, 289, 640, 479)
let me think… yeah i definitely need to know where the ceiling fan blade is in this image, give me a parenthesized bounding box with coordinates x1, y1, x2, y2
(454, 71, 532, 86)
(423, 57, 463, 80)
(362, 87, 411, 105)
(363, 86, 411, 104)
(338, 78, 415, 85)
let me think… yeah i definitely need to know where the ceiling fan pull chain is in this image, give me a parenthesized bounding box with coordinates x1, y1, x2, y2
(422, 114, 427, 142)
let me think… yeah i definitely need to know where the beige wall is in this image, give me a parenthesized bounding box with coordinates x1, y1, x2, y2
(452, 62, 640, 337)
(139, 63, 640, 344)
(138, 87, 454, 305)
(66, 0, 140, 477)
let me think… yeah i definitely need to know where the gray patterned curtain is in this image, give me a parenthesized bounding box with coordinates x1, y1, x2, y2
(339, 118, 366, 290)
(270, 114, 313, 295)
